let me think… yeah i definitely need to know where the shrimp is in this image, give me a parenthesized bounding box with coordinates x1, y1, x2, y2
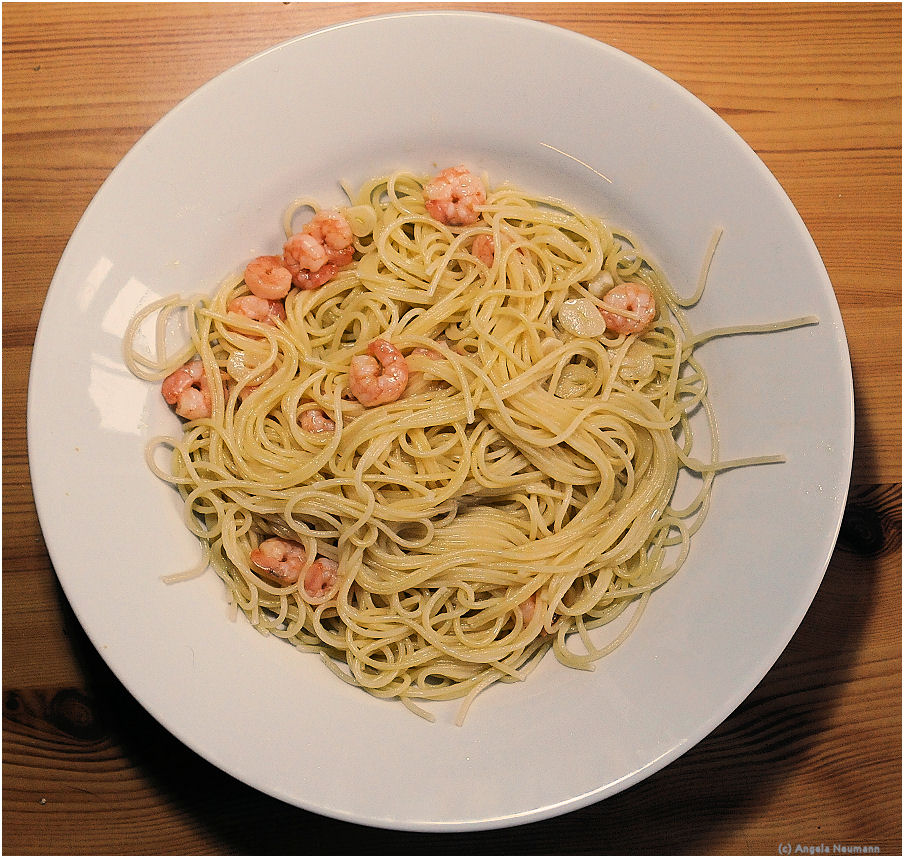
(227, 295, 287, 325)
(283, 209, 355, 290)
(250, 537, 306, 586)
(303, 557, 339, 599)
(244, 255, 292, 301)
(517, 593, 560, 636)
(598, 282, 657, 335)
(518, 594, 538, 626)
(299, 407, 336, 434)
(161, 359, 215, 420)
(404, 343, 447, 397)
(424, 165, 486, 226)
(348, 338, 409, 406)
(250, 537, 339, 598)
(471, 233, 495, 266)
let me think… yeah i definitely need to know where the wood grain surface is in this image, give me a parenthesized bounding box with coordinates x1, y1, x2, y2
(3, 3, 900, 854)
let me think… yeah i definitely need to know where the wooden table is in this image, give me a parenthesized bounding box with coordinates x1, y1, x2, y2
(4, 3, 900, 854)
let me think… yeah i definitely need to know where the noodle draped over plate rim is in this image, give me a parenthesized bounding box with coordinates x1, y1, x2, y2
(124, 168, 816, 724)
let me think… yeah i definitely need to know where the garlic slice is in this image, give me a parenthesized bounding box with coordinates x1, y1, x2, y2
(226, 350, 272, 384)
(554, 364, 596, 398)
(586, 271, 615, 298)
(557, 298, 607, 338)
(618, 339, 656, 380)
(344, 205, 377, 238)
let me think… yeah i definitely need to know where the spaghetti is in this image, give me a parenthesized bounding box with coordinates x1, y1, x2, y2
(124, 166, 815, 722)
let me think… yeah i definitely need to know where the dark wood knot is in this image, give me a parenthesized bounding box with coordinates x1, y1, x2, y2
(4, 689, 23, 713)
(838, 504, 886, 556)
(48, 689, 104, 742)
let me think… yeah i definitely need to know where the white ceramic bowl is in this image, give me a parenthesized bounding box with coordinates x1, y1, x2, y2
(28, 12, 853, 831)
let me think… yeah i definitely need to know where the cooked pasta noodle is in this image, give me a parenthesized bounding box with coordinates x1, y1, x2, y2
(124, 167, 816, 723)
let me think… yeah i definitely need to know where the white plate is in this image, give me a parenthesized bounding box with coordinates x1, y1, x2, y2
(28, 12, 853, 831)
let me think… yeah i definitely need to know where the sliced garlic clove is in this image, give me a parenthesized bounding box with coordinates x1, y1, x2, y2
(226, 349, 272, 385)
(344, 205, 377, 238)
(618, 339, 657, 380)
(226, 349, 250, 381)
(554, 364, 596, 398)
(586, 270, 615, 298)
(557, 297, 607, 338)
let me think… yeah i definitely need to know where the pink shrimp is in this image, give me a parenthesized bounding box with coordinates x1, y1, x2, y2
(244, 255, 293, 301)
(227, 295, 287, 326)
(404, 344, 447, 397)
(471, 233, 495, 266)
(249, 537, 339, 598)
(250, 537, 306, 586)
(283, 209, 355, 290)
(424, 165, 486, 226)
(348, 338, 409, 406)
(303, 557, 339, 599)
(517, 593, 560, 636)
(299, 407, 336, 433)
(598, 282, 657, 335)
(161, 359, 215, 420)
(518, 594, 538, 626)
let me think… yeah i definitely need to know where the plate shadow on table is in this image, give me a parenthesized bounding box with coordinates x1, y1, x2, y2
(10, 482, 893, 857)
